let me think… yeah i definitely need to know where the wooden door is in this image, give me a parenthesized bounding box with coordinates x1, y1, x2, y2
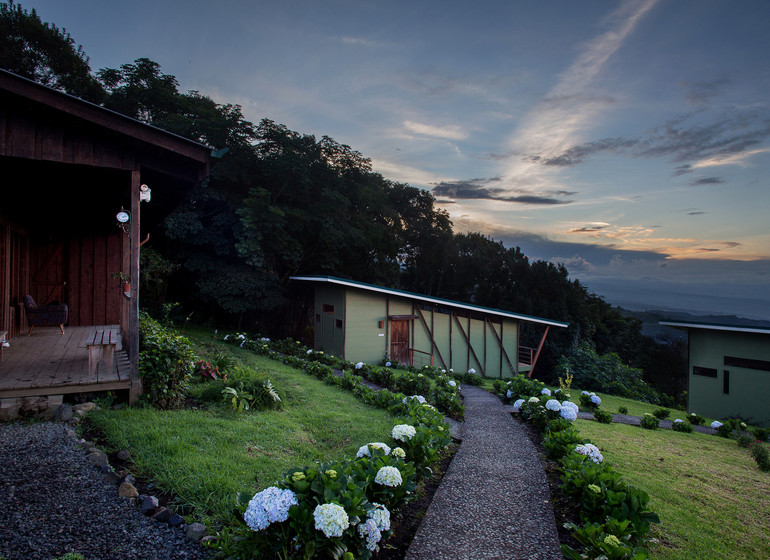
(390, 320, 411, 365)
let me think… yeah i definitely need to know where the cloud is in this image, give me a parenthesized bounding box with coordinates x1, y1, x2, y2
(529, 137, 639, 167)
(431, 180, 576, 205)
(501, 0, 659, 185)
(569, 223, 611, 234)
(687, 211, 707, 215)
(689, 176, 725, 186)
(681, 77, 731, 105)
(402, 120, 468, 140)
(529, 111, 770, 174)
(339, 36, 381, 48)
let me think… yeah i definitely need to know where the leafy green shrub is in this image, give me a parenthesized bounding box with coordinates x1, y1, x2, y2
(556, 343, 662, 404)
(543, 427, 586, 460)
(617, 406, 628, 415)
(451, 369, 483, 386)
(716, 418, 745, 439)
(652, 408, 670, 420)
(686, 412, 705, 425)
(639, 413, 659, 430)
(752, 427, 769, 442)
(594, 409, 613, 424)
(750, 442, 770, 472)
(562, 521, 650, 560)
(737, 434, 754, 448)
(671, 419, 693, 433)
(507, 374, 546, 398)
(580, 391, 601, 410)
(138, 311, 196, 409)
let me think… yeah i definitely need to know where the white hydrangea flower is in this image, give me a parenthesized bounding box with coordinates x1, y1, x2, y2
(560, 407, 577, 421)
(259, 337, 270, 342)
(368, 503, 391, 531)
(674, 418, 683, 423)
(541, 388, 551, 396)
(512, 398, 525, 412)
(244, 487, 298, 531)
(306, 349, 313, 354)
(356, 442, 392, 457)
(224, 334, 230, 341)
(448, 380, 457, 387)
(355, 361, 365, 369)
(545, 399, 562, 412)
(468, 368, 476, 374)
(237, 334, 246, 340)
(392, 424, 417, 442)
(392, 447, 406, 458)
(711, 420, 723, 429)
(375, 466, 403, 487)
(506, 389, 514, 399)
(357, 518, 382, 550)
(575, 443, 603, 464)
(528, 396, 540, 403)
(313, 503, 349, 538)
(402, 395, 427, 404)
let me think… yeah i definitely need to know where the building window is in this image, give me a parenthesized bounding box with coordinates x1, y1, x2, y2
(336, 319, 343, 329)
(316, 314, 321, 322)
(723, 370, 730, 394)
(724, 356, 770, 372)
(322, 304, 334, 314)
(693, 366, 718, 378)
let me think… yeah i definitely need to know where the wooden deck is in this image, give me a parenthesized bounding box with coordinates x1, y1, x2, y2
(0, 325, 130, 399)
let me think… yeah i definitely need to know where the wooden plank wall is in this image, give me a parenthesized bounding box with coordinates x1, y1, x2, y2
(25, 233, 123, 328)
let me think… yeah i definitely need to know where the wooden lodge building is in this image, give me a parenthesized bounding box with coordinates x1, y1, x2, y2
(292, 275, 569, 378)
(0, 69, 210, 408)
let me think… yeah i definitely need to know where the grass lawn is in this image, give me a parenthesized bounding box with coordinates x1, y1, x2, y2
(577, 420, 770, 560)
(86, 345, 396, 526)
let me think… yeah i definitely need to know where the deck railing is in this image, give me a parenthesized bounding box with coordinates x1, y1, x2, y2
(518, 346, 535, 365)
(410, 348, 434, 369)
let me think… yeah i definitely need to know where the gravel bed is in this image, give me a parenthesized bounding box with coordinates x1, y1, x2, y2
(0, 422, 212, 560)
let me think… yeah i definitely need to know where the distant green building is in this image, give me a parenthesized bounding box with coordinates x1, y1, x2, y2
(291, 276, 568, 378)
(660, 320, 770, 427)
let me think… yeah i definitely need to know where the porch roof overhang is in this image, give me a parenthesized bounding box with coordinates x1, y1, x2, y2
(0, 69, 211, 181)
(291, 275, 569, 329)
(660, 320, 770, 336)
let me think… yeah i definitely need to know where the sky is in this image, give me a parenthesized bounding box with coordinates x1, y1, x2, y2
(22, 0, 770, 318)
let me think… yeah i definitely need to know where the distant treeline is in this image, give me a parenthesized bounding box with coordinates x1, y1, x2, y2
(1, 1, 687, 395)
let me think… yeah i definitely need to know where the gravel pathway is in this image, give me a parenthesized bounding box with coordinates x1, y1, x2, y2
(405, 385, 562, 560)
(0, 422, 212, 560)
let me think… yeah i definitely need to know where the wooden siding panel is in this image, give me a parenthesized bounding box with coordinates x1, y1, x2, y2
(105, 233, 122, 324)
(502, 319, 519, 377)
(7, 112, 36, 159)
(78, 236, 94, 325)
(40, 124, 65, 161)
(93, 234, 107, 325)
(344, 290, 387, 364)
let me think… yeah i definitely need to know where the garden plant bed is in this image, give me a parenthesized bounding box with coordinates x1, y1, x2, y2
(373, 442, 457, 559)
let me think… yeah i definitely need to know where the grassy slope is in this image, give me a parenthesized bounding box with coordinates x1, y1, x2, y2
(577, 420, 770, 560)
(86, 345, 395, 526)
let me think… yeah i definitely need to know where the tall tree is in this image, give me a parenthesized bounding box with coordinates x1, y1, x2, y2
(0, 0, 103, 101)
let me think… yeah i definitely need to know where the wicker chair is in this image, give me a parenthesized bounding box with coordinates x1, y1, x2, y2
(22, 295, 68, 335)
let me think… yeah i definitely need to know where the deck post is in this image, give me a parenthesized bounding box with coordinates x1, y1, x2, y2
(128, 169, 142, 404)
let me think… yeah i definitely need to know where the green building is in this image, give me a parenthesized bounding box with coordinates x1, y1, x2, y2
(661, 320, 770, 427)
(291, 276, 568, 378)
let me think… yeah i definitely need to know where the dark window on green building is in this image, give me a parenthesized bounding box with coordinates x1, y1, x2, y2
(316, 314, 321, 322)
(723, 356, 770, 372)
(723, 370, 730, 394)
(693, 366, 718, 378)
(323, 304, 334, 314)
(336, 319, 343, 329)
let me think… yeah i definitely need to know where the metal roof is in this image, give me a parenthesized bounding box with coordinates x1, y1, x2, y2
(660, 320, 770, 335)
(291, 275, 569, 328)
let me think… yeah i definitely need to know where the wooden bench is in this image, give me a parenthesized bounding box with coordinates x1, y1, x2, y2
(86, 329, 118, 375)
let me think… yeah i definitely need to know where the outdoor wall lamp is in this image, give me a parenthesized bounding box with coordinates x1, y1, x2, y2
(140, 184, 152, 202)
